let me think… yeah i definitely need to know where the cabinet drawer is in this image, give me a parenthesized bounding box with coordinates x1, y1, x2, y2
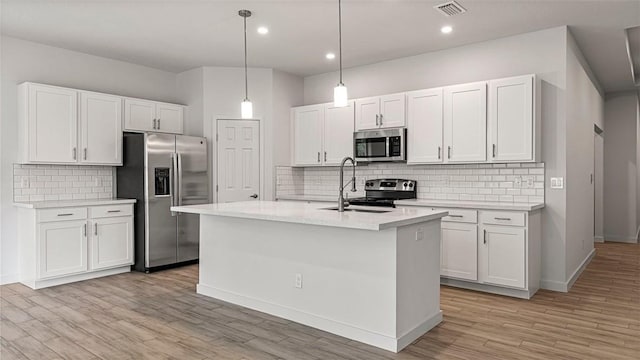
(90, 204, 133, 218)
(480, 211, 525, 226)
(38, 207, 87, 222)
(439, 209, 478, 223)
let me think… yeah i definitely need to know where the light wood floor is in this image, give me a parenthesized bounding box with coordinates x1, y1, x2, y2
(1, 242, 639, 359)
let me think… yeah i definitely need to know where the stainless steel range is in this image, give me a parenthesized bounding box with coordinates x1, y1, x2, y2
(348, 179, 416, 208)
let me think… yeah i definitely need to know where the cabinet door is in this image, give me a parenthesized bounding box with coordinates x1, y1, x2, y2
(292, 105, 324, 166)
(355, 97, 380, 130)
(27, 84, 78, 163)
(323, 102, 355, 165)
(156, 103, 184, 134)
(38, 220, 87, 279)
(379, 93, 406, 128)
(480, 225, 526, 288)
(488, 75, 533, 162)
(407, 88, 444, 164)
(441, 222, 478, 281)
(444, 82, 487, 163)
(79, 92, 122, 165)
(124, 98, 155, 132)
(90, 217, 134, 270)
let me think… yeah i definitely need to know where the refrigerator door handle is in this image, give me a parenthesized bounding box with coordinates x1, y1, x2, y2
(177, 152, 183, 209)
(170, 153, 178, 216)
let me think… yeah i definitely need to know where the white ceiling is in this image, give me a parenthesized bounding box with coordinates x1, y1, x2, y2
(2, 0, 639, 92)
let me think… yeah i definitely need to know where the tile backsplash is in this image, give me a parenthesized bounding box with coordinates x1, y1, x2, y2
(277, 162, 545, 203)
(13, 164, 114, 202)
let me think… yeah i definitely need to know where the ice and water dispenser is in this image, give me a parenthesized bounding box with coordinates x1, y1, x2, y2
(154, 168, 171, 196)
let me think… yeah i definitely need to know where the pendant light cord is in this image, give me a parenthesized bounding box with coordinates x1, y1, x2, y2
(243, 14, 249, 101)
(338, 0, 343, 85)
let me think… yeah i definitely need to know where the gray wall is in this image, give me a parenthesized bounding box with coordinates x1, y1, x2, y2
(564, 31, 603, 280)
(303, 26, 602, 290)
(0, 36, 180, 283)
(604, 91, 640, 242)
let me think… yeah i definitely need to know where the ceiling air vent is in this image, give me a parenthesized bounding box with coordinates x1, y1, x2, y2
(434, 1, 466, 17)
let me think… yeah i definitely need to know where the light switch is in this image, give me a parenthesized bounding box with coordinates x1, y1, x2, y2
(550, 177, 564, 189)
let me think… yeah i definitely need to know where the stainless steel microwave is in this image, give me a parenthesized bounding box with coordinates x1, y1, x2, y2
(354, 128, 406, 162)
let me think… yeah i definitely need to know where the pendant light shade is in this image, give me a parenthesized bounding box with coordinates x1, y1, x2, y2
(334, 84, 348, 107)
(239, 10, 253, 119)
(334, 0, 348, 107)
(241, 99, 253, 119)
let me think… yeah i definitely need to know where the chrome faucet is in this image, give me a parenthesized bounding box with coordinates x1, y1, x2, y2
(338, 157, 357, 212)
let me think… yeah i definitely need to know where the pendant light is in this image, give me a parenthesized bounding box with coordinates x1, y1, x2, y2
(333, 0, 348, 107)
(239, 9, 253, 119)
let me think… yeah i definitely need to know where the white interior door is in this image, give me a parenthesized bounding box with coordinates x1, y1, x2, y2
(217, 120, 260, 203)
(594, 132, 604, 241)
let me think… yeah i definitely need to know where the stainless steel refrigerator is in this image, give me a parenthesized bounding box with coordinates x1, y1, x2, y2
(117, 132, 209, 272)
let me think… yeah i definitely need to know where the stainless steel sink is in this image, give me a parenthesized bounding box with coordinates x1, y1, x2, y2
(321, 207, 391, 214)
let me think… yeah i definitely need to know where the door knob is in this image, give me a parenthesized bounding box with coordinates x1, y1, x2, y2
(250, 194, 258, 199)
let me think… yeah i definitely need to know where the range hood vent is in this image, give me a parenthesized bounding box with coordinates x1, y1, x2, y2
(434, 1, 466, 17)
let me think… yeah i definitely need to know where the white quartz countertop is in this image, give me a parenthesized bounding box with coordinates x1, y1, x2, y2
(276, 195, 544, 211)
(14, 198, 136, 209)
(171, 201, 448, 231)
(395, 199, 544, 211)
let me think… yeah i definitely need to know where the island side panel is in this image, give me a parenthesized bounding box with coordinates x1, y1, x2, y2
(395, 220, 443, 350)
(198, 215, 399, 345)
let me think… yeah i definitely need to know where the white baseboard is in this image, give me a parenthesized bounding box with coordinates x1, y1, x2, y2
(603, 235, 638, 243)
(440, 278, 535, 299)
(0, 273, 20, 285)
(197, 283, 441, 353)
(23, 266, 131, 289)
(594, 236, 604, 243)
(566, 248, 595, 290)
(541, 248, 596, 293)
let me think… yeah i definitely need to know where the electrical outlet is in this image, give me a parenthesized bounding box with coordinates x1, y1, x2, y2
(21, 178, 29, 188)
(415, 228, 424, 241)
(550, 177, 564, 189)
(514, 177, 522, 187)
(295, 273, 303, 289)
(527, 177, 534, 188)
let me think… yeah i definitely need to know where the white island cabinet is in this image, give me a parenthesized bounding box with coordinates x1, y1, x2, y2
(15, 199, 135, 289)
(172, 201, 447, 353)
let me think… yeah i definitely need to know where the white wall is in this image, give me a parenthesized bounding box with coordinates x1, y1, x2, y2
(604, 91, 639, 242)
(176, 67, 204, 136)
(272, 71, 304, 166)
(304, 26, 571, 289)
(564, 31, 603, 281)
(0, 36, 180, 283)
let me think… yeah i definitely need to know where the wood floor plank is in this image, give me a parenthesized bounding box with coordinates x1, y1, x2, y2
(1, 242, 639, 359)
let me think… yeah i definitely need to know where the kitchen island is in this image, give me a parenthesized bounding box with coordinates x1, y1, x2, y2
(171, 201, 448, 352)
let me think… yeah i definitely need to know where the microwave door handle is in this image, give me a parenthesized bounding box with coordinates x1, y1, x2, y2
(386, 137, 391, 158)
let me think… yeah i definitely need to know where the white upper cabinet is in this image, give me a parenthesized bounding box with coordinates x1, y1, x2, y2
(124, 98, 184, 134)
(155, 103, 184, 134)
(79, 91, 122, 165)
(21, 83, 78, 163)
(407, 88, 444, 164)
(292, 105, 324, 166)
(488, 75, 536, 162)
(354, 97, 380, 130)
(379, 93, 406, 128)
(323, 102, 355, 165)
(355, 93, 406, 130)
(444, 82, 487, 163)
(123, 98, 155, 132)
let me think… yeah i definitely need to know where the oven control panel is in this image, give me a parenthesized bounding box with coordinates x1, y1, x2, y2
(364, 179, 416, 192)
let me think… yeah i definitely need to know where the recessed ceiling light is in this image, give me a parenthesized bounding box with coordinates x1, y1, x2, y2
(326, 52, 336, 60)
(257, 26, 269, 35)
(441, 25, 453, 34)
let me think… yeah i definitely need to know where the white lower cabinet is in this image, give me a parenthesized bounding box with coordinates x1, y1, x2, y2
(18, 203, 134, 289)
(480, 225, 526, 288)
(38, 220, 88, 279)
(441, 222, 478, 281)
(436, 207, 541, 299)
(90, 216, 134, 270)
